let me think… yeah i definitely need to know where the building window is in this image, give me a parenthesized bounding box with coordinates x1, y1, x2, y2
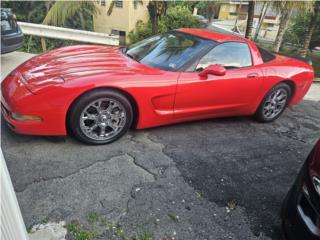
(100, 0, 106, 6)
(115, 0, 123, 8)
(229, 5, 236, 13)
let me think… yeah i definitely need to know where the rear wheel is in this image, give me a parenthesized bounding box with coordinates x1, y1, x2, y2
(68, 89, 133, 145)
(255, 83, 292, 122)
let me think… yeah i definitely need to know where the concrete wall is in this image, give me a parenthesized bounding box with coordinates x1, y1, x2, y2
(93, 0, 149, 42)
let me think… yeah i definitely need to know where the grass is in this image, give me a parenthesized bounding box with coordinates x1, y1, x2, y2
(87, 212, 99, 224)
(80, 212, 155, 240)
(132, 231, 153, 240)
(66, 222, 97, 240)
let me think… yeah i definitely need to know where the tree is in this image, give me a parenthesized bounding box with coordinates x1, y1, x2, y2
(147, 0, 168, 34)
(195, 1, 220, 23)
(272, 1, 314, 52)
(43, 1, 98, 26)
(300, 1, 319, 57)
(41, 1, 98, 51)
(253, 1, 269, 41)
(245, 1, 255, 39)
(128, 5, 200, 44)
(163, 5, 200, 31)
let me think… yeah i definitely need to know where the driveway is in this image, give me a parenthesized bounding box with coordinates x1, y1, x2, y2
(1, 52, 320, 240)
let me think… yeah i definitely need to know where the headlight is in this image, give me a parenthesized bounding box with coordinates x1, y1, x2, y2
(11, 112, 42, 122)
(312, 176, 320, 195)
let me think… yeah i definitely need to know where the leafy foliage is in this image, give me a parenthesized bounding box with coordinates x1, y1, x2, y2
(163, 5, 200, 31)
(66, 222, 96, 240)
(128, 20, 166, 44)
(283, 13, 320, 50)
(1, 1, 47, 23)
(171, 0, 219, 21)
(1, 1, 97, 53)
(42, 1, 97, 29)
(128, 5, 200, 44)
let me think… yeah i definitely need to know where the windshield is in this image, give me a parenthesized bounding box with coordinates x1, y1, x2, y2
(125, 31, 215, 71)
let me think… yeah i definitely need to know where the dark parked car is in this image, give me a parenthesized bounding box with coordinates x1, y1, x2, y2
(282, 139, 320, 240)
(1, 8, 23, 54)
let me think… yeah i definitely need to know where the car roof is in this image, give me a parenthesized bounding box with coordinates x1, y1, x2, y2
(177, 28, 249, 43)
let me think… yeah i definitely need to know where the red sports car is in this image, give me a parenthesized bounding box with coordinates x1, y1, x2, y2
(1, 29, 314, 144)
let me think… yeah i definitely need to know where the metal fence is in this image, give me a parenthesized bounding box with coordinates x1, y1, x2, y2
(18, 22, 120, 46)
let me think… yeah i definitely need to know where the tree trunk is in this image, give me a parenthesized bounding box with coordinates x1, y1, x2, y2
(273, 9, 292, 52)
(233, 1, 242, 33)
(208, 5, 215, 23)
(149, 1, 158, 34)
(253, 1, 269, 41)
(79, 12, 85, 29)
(41, 0, 53, 52)
(245, 1, 255, 39)
(300, 8, 318, 57)
(41, 38, 47, 52)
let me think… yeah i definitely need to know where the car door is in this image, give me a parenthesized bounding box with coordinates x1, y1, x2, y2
(174, 41, 264, 120)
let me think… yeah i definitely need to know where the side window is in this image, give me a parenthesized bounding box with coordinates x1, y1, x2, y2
(196, 42, 252, 71)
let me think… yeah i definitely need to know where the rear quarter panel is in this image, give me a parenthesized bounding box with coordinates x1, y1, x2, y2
(256, 55, 314, 106)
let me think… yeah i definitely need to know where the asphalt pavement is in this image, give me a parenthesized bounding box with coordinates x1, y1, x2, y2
(1, 51, 320, 240)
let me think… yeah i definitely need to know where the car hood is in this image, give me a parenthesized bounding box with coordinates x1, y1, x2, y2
(18, 45, 150, 85)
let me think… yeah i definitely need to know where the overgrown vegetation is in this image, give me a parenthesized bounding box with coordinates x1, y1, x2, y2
(66, 222, 97, 240)
(65, 212, 155, 240)
(284, 13, 320, 51)
(1, 1, 95, 53)
(128, 5, 200, 44)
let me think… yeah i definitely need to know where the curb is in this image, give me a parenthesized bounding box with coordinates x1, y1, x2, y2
(315, 78, 320, 83)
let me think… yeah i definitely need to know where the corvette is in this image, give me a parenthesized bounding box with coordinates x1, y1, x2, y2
(1, 28, 314, 144)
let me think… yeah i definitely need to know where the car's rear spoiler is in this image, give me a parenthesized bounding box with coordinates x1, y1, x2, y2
(275, 52, 313, 66)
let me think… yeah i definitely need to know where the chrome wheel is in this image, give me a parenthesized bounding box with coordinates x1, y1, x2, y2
(262, 88, 288, 119)
(80, 98, 127, 141)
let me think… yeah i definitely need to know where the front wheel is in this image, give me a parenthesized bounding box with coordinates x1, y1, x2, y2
(68, 89, 133, 145)
(255, 83, 292, 122)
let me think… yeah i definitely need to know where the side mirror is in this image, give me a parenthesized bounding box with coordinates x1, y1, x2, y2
(198, 64, 226, 78)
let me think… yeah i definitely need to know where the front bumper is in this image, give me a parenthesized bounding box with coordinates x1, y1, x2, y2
(1, 71, 67, 136)
(282, 164, 320, 240)
(1, 100, 44, 135)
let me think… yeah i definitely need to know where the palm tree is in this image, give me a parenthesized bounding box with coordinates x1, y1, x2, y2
(253, 1, 269, 41)
(272, 1, 314, 52)
(245, 1, 255, 39)
(43, 1, 98, 26)
(300, 1, 319, 57)
(41, 1, 98, 51)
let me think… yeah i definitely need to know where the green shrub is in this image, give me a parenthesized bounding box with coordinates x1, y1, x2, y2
(162, 5, 200, 31)
(284, 13, 320, 50)
(128, 5, 200, 44)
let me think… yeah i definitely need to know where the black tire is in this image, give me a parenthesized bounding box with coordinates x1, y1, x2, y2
(67, 89, 133, 145)
(255, 83, 292, 123)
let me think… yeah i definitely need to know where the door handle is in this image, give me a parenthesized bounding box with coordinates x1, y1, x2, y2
(247, 73, 259, 78)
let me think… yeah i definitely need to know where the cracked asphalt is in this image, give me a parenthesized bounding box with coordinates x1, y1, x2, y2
(1, 52, 320, 240)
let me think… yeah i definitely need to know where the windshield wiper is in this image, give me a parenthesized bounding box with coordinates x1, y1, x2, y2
(125, 52, 139, 62)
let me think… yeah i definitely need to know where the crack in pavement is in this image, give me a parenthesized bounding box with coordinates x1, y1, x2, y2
(127, 153, 157, 180)
(16, 154, 127, 193)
